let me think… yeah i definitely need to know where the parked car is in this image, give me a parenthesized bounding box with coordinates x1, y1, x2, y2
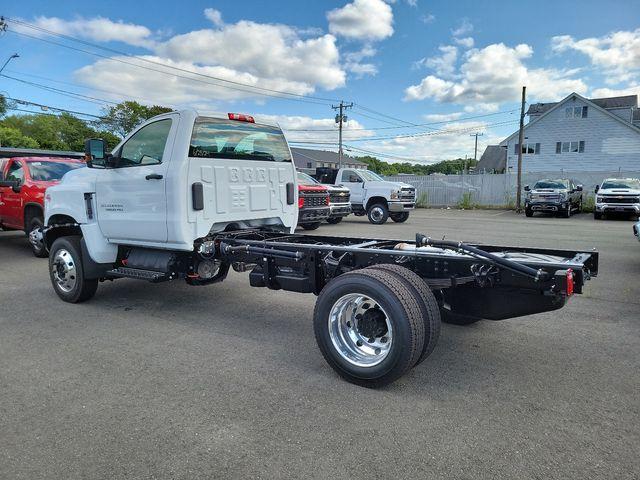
(314, 167, 415, 224)
(633, 220, 640, 242)
(297, 171, 351, 224)
(0, 156, 84, 256)
(594, 178, 640, 220)
(297, 181, 330, 230)
(524, 178, 583, 218)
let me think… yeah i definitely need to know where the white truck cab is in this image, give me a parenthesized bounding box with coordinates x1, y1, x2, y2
(45, 110, 298, 266)
(594, 178, 640, 220)
(322, 168, 415, 224)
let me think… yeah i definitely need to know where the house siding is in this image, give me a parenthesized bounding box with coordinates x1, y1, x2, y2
(501, 96, 640, 172)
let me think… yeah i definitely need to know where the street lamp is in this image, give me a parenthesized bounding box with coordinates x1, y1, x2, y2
(0, 53, 19, 75)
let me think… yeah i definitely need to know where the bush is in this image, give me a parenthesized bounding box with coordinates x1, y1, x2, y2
(416, 191, 429, 208)
(457, 192, 475, 209)
(582, 195, 595, 213)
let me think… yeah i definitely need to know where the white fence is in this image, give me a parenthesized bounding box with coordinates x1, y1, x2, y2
(386, 170, 640, 207)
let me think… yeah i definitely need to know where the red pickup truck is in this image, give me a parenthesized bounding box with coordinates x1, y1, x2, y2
(0, 157, 84, 256)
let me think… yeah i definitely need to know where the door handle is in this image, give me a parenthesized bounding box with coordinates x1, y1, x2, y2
(145, 173, 163, 180)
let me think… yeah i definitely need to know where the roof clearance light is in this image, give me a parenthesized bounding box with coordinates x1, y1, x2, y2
(228, 113, 255, 123)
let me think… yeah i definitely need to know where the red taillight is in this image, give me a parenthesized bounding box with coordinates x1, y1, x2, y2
(228, 113, 255, 123)
(566, 269, 574, 296)
(298, 196, 305, 209)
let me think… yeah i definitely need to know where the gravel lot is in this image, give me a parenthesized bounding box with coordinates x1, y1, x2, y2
(1, 209, 638, 479)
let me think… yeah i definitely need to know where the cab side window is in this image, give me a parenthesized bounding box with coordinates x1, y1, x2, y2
(0, 160, 5, 180)
(118, 119, 172, 167)
(342, 170, 360, 183)
(6, 161, 24, 184)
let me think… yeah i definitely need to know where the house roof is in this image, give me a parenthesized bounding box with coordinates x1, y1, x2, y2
(291, 147, 367, 166)
(476, 145, 506, 172)
(503, 92, 640, 145)
(526, 94, 638, 115)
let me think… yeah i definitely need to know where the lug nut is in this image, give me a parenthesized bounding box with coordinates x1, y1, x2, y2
(380, 337, 387, 343)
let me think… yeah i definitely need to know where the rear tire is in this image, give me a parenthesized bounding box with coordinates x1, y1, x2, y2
(326, 217, 343, 224)
(301, 222, 321, 230)
(313, 269, 425, 387)
(367, 203, 389, 225)
(27, 217, 48, 258)
(49, 236, 98, 303)
(365, 264, 440, 367)
(390, 212, 409, 223)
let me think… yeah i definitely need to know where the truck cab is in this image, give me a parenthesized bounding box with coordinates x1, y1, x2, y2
(594, 178, 640, 220)
(0, 156, 84, 256)
(316, 167, 415, 224)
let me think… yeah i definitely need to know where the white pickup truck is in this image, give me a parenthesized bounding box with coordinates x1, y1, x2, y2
(594, 178, 640, 220)
(41, 110, 598, 387)
(315, 167, 416, 224)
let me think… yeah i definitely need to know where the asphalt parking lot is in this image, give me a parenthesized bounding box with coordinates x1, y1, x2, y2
(1, 209, 638, 479)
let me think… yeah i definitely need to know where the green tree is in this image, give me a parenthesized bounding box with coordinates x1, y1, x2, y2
(0, 126, 39, 148)
(98, 101, 173, 137)
(357, 155, 478, 176)
(0, 113, 120, 152)
(0, 94, 7, 117)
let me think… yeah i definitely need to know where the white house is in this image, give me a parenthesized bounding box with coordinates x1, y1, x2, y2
(500, 93, 640, 172)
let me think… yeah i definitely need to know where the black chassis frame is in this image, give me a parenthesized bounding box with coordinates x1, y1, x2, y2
(209, 230, 598, 321)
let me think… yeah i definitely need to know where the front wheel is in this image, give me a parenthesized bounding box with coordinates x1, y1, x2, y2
(301, 222, 321, 230)
(562, 206, 571, 218)
(594, 211, 602, 220)
(326, 217, 343, 224)
(27, 217, 48, 258)
(49, 236, 98, 303)
(525, 207, 533, 217)
(367, 203, 389, 225)
(390, 212, 409, 223)
(313, 269, 425, 387)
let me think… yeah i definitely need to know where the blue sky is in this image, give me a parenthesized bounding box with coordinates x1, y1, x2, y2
(1, 0, 639, 163)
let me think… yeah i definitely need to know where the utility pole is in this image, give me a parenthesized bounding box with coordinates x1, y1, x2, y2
(332, 100, 353, 169)
(470, 132, 483, 170)
(516, 86, 526, 213)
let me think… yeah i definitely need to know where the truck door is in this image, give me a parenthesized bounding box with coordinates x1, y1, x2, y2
(340, 169, 365, 205)
(0, 160, 25, 229)
(95, 116, 176, 243)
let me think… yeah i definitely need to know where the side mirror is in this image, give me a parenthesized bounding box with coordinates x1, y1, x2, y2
(0, 180, 21, 193)
(84, 138, 105, 167)
(524, 185, 530, 192)
(595, 185, 600, 193)
(576, 185, 583, 192)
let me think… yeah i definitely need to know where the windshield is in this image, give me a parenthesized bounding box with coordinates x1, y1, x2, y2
(601, 179, 640, 189)
(297, 171, 319, 185)
(190, 118, 291, 162)
(533, 180, 568, 189)
(359, 170, 384, 182)
(27, 161, 84, 181)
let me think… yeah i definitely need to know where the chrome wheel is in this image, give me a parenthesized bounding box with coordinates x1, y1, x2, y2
(328, 293, 392, 367)
(29, 225, 44, 253)
(369, 206, 385, 223)
(51, 248, 77, 293)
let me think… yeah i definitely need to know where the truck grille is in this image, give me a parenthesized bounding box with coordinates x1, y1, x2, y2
(601, 195, 639, 204)
(330, 192, 350, 203)
(533, 194, 561, 201)
(301, 193, 328, 207)
(399, 187, 416, 200)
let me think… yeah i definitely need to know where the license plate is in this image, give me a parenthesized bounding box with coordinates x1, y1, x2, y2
(615, 207, 625, 211)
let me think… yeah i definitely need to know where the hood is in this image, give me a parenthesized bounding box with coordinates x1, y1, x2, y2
(366, 180, 413, 190)
(598, 188, 640, 195)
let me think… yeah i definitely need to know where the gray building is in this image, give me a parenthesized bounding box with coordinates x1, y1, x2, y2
(291, 147, 368, 173)
(476, 145, 507, 173)
(500, 93, 640, 172)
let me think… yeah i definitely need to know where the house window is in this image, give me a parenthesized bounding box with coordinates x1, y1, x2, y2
(514, 143, 540, 154)
(565, 106, 588, 118)
(306, 162, 312, 168)
(556, 141, 585, 153)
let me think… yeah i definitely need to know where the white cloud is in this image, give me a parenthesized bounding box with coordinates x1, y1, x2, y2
(203, 8, 224, 27)
(420, 45, 458, 77)
(422, 112, 463, 122)
(271, 116, 375, 143)
(591, 84, 640, 99)
(361, 120, 504, 164)
(454, 36, 474, 48)
(327, 0, 394, 41)
(421, 14, 436, 24)
(405, 43, 588, 108)
(30, 15, 156, 48)
(344, 45, 378, 77)
(452, 18, 473, 37)
(406, 0, 418, 7)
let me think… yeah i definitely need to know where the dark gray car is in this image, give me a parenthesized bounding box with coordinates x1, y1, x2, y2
(524, 178, 583, 218)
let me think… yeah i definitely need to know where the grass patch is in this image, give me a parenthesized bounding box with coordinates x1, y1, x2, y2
(582, 195, 595, 213)
(416, 191, 429, 208)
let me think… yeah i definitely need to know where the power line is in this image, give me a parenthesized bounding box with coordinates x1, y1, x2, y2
(4, 97, 104, 119)
(5, 18, 339, 105)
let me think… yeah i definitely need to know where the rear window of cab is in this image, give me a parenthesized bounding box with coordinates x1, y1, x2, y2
(189, 118, 291, 162)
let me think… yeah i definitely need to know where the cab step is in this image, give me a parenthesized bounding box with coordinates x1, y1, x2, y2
(107, 267, 169, 282)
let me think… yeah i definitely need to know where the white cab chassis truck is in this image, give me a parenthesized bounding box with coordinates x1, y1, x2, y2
(43, 111, 599, 387)
(315, 167, 416, 225)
